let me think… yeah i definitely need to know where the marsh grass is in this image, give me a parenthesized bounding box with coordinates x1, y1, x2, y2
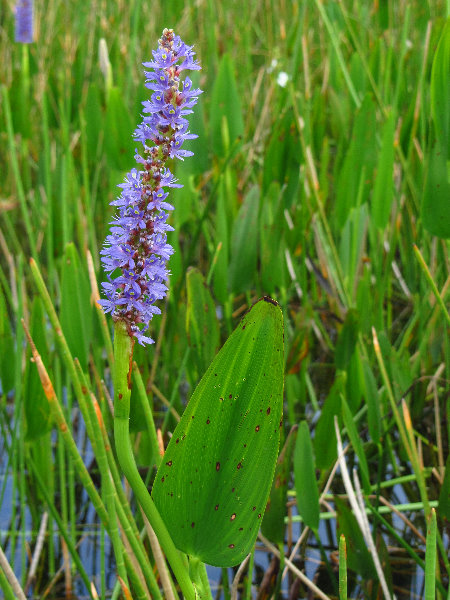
(0, 0, 449, 598)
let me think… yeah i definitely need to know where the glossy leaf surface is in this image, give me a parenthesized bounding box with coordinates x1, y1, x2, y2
(153, 298, 284, 567)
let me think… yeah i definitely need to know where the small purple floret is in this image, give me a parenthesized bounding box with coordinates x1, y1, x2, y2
(99, 29, 202, 345)
(15, 0, 33, 43)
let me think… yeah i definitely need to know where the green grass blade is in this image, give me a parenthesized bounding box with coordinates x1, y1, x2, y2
(294, 421, 320, 533)
(424, 509, 437, 600)
(338, 534, 347, 600)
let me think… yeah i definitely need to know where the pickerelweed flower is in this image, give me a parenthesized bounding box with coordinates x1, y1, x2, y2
(14, 0, 34, 43)
(98, 28, 202, 345)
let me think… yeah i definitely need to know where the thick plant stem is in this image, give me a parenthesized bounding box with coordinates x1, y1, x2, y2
(113, 321, 196, 600)
(189, 557, 213, 600)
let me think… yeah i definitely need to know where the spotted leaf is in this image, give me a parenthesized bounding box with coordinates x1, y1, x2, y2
(152, 298, 284, 567)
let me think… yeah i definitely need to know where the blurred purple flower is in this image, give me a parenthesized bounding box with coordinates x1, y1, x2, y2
(15, 0, 33, 43)
(99, 29, 202, 346)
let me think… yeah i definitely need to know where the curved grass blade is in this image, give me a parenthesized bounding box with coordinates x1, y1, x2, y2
(152, 298, 284, 567)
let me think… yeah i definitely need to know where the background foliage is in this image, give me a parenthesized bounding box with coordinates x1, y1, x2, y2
(0, 0, 449, 598)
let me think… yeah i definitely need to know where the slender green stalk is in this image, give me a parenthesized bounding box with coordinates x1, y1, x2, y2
(27, 457, 94, 598)
(367, 504, 447, 597)
(338, 535, 347, 600)
(132, 361, 161, 467)
(29, 259, 92, 427)
(74, 360, 161, 596)
(413, 244, 450, 328)
(105, 471, 128, 590)
(288, 500, 439, 522)
(0, 86, 38, 261)
(0, 566, 17, 600)
(245, 548, 255, 600)
(372, 327, 431, 518)
(22, 321, 109, 526)
(221, 568, 231, 600)
(312, 0, 360, 108)
(10, 258, 25, 572)
(189, 557, 213, 600)
(113, 321, 196, 600)
(424, 509, 437, 600)
(86, 250, 114, 366)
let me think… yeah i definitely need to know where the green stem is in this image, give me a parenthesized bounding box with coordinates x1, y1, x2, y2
(0, 567, 17, 600)
(132, 361, 161, 467)
(189, 557, 213, 600)
(413, 244, 450, 328)
(424, 509, 437, 600)
(113, 321, 196, 600)
(74, 362, 161, 597)
(338, 535, 347, 600)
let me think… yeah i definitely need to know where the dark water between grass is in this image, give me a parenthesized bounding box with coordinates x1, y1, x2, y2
(0, 403, 433, 599)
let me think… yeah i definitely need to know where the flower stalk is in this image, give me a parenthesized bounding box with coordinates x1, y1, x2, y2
(99, 28, 202, 346)
(103, 29, 203, 600)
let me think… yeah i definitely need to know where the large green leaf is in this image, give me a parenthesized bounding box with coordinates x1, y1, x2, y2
(262, 425, 298, 544)
(186, 267, 220, 378)
(334, 309, 359, 371)
(104, 86, 134, 170)
(335, 93, 377, 228)
(209, 54, 244, 158)
(430, 20, 450, 158)
(60, 243, 93, 369)
(152, 298, 284, 567)
(421, 143, 450, 239)
(228, 186, 260, 294)
(24, 297, 52, 441)
(212, 179, 230, 303)
(422, 20, 450, 239)
(371, 112, 395, 229)
(294, 421, 320, 532)
(314, 374, 343, 470)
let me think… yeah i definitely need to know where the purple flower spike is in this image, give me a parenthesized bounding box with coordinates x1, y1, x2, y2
(15, 0, 34, 43)
(99, 29, 202, 346)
